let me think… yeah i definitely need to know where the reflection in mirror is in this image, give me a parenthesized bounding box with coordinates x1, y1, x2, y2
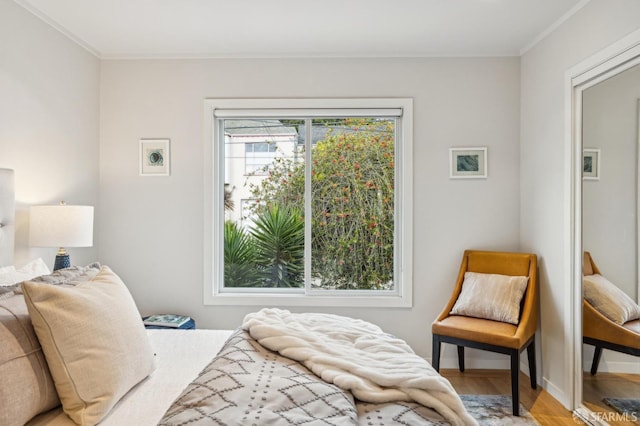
(582, 64, 640, 424)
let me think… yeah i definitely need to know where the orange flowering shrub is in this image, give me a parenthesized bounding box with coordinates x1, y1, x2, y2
(250, 119, 395, 290)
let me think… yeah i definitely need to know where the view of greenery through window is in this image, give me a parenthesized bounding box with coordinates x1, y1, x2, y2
(223, 117, 395, 291)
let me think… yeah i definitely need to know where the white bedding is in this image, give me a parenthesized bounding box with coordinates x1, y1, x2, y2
(243, 308, 476, 426)
(28, 329, 233, 426)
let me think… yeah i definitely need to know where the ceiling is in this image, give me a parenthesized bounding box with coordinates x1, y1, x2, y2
(14, 0, 588, 59)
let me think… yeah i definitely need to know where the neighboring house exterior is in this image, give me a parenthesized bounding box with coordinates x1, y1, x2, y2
(224, 120, 370, 228)
(223, 119, 299, 227)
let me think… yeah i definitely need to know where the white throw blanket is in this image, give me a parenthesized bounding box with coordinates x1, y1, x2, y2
(242, 308, 477, 426)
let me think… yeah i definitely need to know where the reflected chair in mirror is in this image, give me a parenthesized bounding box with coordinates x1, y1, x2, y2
(582, 252, 640, 375)
(431, 250, 538, 416)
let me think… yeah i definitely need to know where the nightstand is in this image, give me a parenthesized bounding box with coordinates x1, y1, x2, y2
(142, 315, 196, 330)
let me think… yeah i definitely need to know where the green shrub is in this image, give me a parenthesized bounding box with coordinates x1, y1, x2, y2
(249, 119, 394, 289)
(250, 205, 304, 288)
(223, 221, 261, 287)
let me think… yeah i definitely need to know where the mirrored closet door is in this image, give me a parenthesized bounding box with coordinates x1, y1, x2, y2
(580, 63, 640, 425)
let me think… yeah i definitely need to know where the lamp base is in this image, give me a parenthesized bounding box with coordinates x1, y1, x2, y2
(53, 254, 70, 271)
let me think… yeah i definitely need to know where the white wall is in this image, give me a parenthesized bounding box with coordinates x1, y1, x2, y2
(99, 57, 522, 362)
(0, 0, 100, 268)
(520, 0, 640, 407)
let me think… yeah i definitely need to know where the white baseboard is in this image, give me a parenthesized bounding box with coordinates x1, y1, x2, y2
(432, 356, 534, 375)
(431, 356, 571, 410)
(435, 356, 510, 370)
(583, 360, 640, 374)
(542, 376, 570, 408)
(582, 348, 640, 374)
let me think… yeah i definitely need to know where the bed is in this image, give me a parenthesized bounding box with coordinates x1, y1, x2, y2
(0, 168, 476, 426)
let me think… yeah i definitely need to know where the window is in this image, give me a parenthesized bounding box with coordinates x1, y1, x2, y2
(244, 142, 277, 175)
(204, 99, 413, 307)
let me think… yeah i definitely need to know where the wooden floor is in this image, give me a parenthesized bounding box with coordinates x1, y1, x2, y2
(440, 369, 582, 425)
(583, 372, 640, 426)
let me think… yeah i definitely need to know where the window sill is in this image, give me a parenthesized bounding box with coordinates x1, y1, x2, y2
(203, 291, 412, 308)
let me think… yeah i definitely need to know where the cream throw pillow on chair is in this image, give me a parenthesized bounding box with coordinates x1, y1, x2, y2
(583, 274, 640, 325)
(22, 266, 155, 426)
(450, 272, 529, 325)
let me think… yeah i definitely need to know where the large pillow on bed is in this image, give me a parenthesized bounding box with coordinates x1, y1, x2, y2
(22, 266, 156, 426)
(450, 272, 529, 324)
(0, 293, 60, 426)
(0, 264, 15, 273)
(28, 262, 101, 286)
(0, 263, 103, 425)
(0, 258, 50, 286)
(1, 262, 100, 300)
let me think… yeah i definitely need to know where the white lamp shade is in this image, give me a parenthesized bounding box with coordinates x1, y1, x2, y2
(29, 205, 94, 248)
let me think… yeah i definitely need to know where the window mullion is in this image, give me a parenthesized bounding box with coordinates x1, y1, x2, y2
(215, 118, 226, 294)
(393, 117, 401, 297)
(304, 118, 312, 293)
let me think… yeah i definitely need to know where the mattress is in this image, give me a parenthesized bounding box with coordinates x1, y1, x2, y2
(27, 329, 234, 426)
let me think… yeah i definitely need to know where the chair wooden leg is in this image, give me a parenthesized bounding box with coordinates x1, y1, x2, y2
(510, 349, 520, 416)
(457, 346, 465, 372)
(590, 346, 603, 375)
(432, 335, 441, 372)
(526, 341, 537, 389)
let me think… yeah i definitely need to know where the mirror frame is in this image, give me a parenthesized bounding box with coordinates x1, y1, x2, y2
(638, 98, 640, 304)
(566, 28, 640, 423)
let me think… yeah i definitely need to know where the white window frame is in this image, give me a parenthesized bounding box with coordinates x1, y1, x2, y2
(203, 98, 413, 307)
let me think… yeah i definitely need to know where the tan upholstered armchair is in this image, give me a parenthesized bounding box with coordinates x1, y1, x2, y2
(431, 250, 538, 416)
(582, 252, 640, 375)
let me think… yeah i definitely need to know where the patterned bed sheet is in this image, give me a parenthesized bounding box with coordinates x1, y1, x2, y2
(159, 329, 449, 425)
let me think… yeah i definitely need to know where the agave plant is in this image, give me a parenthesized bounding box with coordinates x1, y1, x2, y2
(251, 205, 304, 288)
(223, 221, 261, 287)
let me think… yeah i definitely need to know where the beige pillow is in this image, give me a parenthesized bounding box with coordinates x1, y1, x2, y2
(583, 274, 640, 325)
(450, 272, 529, 325)
(22, 266, 156, 425)
(0, 293, 60, 426)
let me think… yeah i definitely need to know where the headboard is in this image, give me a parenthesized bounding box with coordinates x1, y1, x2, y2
(0, 169, 15, 267)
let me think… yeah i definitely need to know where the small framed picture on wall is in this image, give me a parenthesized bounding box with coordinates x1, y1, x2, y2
(140, 139, 170, 176)
(582, 148, 600, 180)
(450, 147, 487, 179)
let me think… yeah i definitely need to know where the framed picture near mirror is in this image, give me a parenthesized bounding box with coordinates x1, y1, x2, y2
(582, 149, 600, 180)
(449, 147, 487, 179)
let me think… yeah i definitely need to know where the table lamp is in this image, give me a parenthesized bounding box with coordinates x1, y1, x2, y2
(29, 202, 94, 271)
